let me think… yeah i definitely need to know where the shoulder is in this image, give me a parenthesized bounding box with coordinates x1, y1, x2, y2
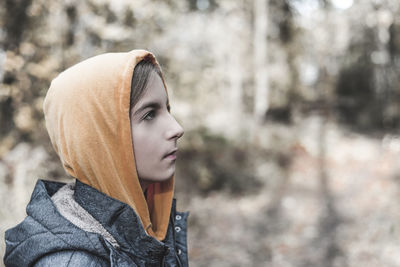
(33, 250, 108, 267)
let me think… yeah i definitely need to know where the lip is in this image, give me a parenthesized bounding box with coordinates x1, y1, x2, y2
(163, 148, 178, 160)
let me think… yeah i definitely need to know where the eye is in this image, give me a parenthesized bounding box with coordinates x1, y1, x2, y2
(143, 110, 156, 121)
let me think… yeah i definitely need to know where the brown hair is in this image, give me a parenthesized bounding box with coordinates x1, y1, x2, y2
(129, 54, 165, 114)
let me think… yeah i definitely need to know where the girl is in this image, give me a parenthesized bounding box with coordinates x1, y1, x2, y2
(4, 50, 189, 266)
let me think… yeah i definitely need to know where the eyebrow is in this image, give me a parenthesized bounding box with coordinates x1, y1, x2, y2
(134, 100, 170, 116)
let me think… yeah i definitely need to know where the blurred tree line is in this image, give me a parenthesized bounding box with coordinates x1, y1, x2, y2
(2, 1, 400, 266)
(1, 0, 400, 195)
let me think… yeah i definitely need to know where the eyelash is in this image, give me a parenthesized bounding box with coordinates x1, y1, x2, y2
(143, 110, 156, 121)
(142, 106, 170, 122)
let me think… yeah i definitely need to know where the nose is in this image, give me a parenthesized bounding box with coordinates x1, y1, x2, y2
(166, 114, 184, 140)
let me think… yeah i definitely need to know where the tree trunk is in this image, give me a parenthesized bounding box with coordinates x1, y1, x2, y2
(253, 0, 269, 122)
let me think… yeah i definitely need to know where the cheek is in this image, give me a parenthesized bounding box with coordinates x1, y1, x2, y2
(131, 121, 176, 181)
(134, 132, 152, 158)
(132, 127, 160, 170)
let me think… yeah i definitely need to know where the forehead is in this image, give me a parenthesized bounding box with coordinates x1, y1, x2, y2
(134, 72, 168, 109)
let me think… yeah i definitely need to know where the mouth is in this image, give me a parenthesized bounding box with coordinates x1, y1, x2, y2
(163, 148, 178, 160)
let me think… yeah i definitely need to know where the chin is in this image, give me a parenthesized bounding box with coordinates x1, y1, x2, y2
(161, 166, 175, 181)
(141, 173, 174, 183)
(160, 172, 174, 182)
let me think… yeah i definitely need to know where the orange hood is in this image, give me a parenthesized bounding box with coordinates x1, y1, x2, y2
(43, 50, 174, 241)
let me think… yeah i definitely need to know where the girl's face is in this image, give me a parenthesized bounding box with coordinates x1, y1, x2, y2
(130, 71, 184, 189)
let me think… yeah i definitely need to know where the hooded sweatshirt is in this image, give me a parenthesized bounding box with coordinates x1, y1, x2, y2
(42, 50, 173, 241)
(4, 50, 189, 266)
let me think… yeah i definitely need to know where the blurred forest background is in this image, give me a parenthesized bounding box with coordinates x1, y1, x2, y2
(1, 0, 400, 266)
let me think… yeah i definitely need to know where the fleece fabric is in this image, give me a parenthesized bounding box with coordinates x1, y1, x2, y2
(51, 182, 120, 248)
(43, 50, 174, 240)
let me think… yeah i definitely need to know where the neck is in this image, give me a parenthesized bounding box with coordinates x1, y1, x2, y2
(139, 179, 150, 193)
